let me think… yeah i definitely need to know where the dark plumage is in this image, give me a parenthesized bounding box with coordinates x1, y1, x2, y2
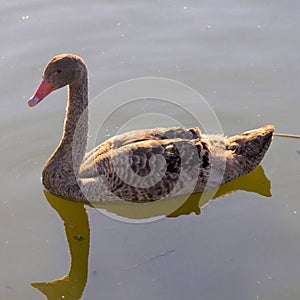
(27, 54, 274, 203)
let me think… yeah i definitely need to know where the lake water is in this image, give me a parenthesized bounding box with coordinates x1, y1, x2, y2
(1, 0, 300, 299)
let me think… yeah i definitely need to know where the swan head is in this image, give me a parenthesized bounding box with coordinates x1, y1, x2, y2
(28, 54, 87, 107)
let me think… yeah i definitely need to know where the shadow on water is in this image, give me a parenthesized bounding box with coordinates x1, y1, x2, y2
(31, 165, 271, 300)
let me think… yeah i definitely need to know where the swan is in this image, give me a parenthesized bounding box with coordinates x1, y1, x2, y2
(27, 54, 274, 203)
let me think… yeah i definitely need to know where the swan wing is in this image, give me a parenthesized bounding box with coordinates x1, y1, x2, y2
(80, 126, 202, 178)
(93, 138, 203, 201)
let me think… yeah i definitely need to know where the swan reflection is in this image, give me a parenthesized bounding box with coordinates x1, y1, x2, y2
(32, 165, 270, 300)
(31, 199, 89, 300)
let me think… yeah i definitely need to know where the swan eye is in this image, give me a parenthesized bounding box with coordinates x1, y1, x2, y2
(56, 69, 62, 73)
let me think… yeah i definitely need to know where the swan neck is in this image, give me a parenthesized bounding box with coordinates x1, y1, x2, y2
(61, 75, 88, 169)
(42, 74, 89, 200)
(63, 78, 88, 142)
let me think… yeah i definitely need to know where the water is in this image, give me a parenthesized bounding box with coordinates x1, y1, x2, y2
(1, 0, 300, 299)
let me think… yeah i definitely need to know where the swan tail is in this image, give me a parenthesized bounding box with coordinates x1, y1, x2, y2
(223, 124, 274, 183)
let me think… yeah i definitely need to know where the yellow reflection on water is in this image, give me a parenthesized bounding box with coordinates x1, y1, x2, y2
(31, 166, 270, 300)
(90, 165, 271, 220)
(31, 199, 89, 300)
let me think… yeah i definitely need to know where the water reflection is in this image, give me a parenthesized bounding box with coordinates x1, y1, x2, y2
(90, 165, 271, 220)
(31, 199, 89, 300)
(31, 166, 270, 300)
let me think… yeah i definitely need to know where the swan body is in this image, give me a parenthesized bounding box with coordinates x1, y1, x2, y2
(27, 54, 274, 203)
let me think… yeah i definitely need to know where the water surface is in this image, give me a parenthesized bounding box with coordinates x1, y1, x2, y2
(1, 1, 300, 299)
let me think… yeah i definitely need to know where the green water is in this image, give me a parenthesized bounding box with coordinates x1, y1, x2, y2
(0, 1, 299, 299)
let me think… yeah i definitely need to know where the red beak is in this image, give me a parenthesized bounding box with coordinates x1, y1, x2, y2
(27, 80, 54, 107)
